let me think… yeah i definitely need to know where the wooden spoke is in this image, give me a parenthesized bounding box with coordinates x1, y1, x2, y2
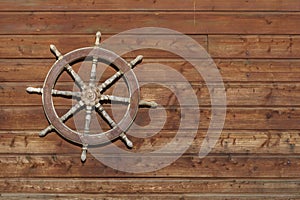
(138, 100, 158, 108)
(97, 71, 123, 93)
(80, 144, 88, 162)
(51, 89, 81, 98)
(26, 87, 81, 98)
(100, 95, 130, 104)
(80, 105, 92, 162)
(129, 55, 143, 68)
(26, 87, 43, 94)
(95, 103, 133, 147)
(65, 65, 86, 90)
(95, 31, 101, 47)
(89, 57, 98, 87)
(83, 106, 92, 135)
(39, 100, 84, 136)
(60, 100, 84, 121)
(50, 44, 86, 90)
(95, 103, 116, 128)
(100, 95, 157, 108)
(97, 55, 143, 92)
(120, 132, 133, 148)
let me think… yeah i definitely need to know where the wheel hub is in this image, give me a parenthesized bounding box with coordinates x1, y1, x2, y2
(81, 86, 100, 106)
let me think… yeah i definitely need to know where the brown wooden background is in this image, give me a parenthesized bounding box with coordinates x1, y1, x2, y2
(1, 0, 300, 199)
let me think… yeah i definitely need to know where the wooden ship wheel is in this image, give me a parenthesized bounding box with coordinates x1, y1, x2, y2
(26, 32, 157, 162)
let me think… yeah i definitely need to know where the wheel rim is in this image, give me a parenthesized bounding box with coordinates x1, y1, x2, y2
(42, 47, 140, 145)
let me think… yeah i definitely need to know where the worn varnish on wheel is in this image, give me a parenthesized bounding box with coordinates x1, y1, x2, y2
(26, 31, 157, 162)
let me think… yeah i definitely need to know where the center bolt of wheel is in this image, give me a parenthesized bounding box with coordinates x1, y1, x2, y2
(81, 86, 100, 106)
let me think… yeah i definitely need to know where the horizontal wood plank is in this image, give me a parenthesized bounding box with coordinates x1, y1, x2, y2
(2, 0, 300, 197)
(2, 82, 300, 107)
(0, 155, 297, 178)
(0, 35, 208, 59)
(0, 130, 299, 155)
(0, 194, 298, 200)
(1, 59, 300, 83)
(0, 178, 300, 194)
(4, 35, 300, 59)
(1, 107, 300, 130)
(209, 35, 300, 59)
(1, 0, 300, 11)
(2, 12, 300, 34)
(0, 194, 297, 200)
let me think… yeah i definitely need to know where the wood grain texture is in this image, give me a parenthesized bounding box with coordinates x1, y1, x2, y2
(1, 107, 300, 130)
(209, 35, 300, 58)
(0, 35, 208, 59)
(0, 178, 300, 194)
(2, 82, 300, 107)
(0, 194, 299, 200)
(2, 0, 300, 11)
(2, 12, 300, 34)
(2, 0, 300, 197)
(0, 155, 297, 178)
(4, 35, 300, 59)
(2, 59, 300, 83)
(0, 130, 298, 155)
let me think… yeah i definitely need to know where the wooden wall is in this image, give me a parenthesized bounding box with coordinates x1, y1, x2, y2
(1, 0, 300, 199)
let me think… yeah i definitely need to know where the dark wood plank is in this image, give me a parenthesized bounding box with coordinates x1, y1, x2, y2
(2, 82, 300, 107)
(1, 194, 298, 200)
(2, 12, 300, 34)
(1, 0, 300, 11)
(214, 59, 300, 82)
(1, 107, 300, 130)
(2, 59, 300, 83)
(0, 155, 298, 177)
(209, 35, 300, 59)
(0, 130, 299, 155)
(0, 178, 299, 194)
(0, 35, 207, 58)
(4, 35, 300, 59)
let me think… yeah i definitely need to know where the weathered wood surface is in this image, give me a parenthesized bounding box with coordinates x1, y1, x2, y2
(209, 35, 300, 59)
(2, 0, 300, 197)
(2, 0, 300, 11)
(0, 194, 299, 200)
(2, 13, 300, 34)
(2, 59, 300, 83)
(3, 35, 300, 59)
(1, 82, 300, 106)
(0, 155, 297, 178)
(1, 107, 300, 130)
(0, 35, 208, 59)
(0, 130, 298, 155)
(0, 178, 299, 194)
